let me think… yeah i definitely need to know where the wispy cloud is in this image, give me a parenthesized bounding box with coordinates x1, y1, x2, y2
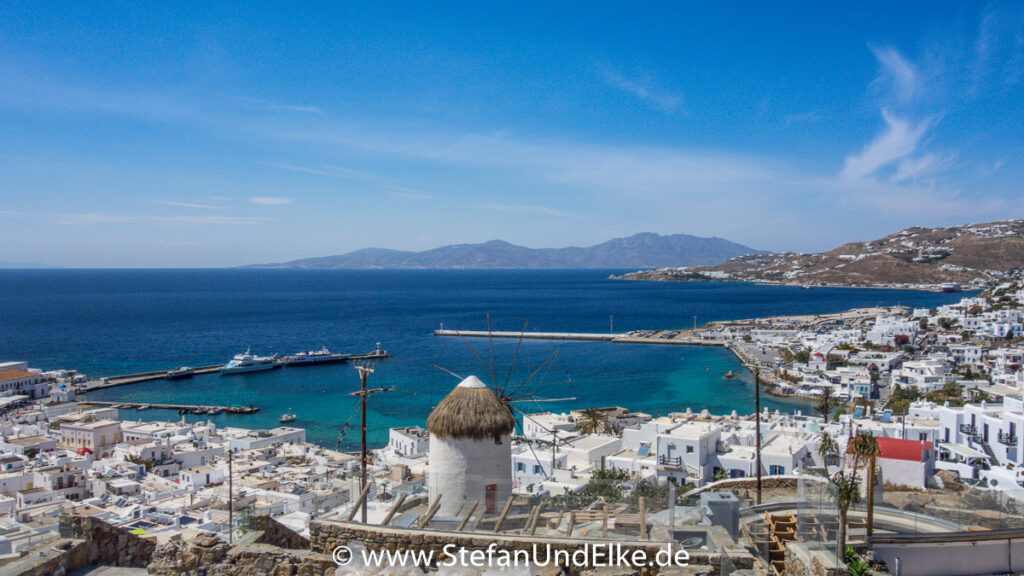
(841, 110, 932, 181)
(248, 197, 293, 206)
(157, 200, 227, 210)
(480, 203, 585, 219)
(597, 63, 683, 113)
(0, 210, 267, 227)
(270, 163, 375, 180)
(869, 46, 919, 104)
(233, 97, 323, 114)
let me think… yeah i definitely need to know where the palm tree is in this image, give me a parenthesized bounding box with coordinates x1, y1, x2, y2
(817, 430, 838, 467)
(850, 432, 880, 538)
(575, 408, 609, 435)
(816, 388, 834, 422)
(817, 430, 879, 563)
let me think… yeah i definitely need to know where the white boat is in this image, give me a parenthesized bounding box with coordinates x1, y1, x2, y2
(279, 410, 296, 423)
(220, 349, 280, 375)
(281, 346, 349, 366)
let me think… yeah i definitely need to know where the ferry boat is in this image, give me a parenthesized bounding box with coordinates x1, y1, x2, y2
(281, 346, 349, 366)
(165, 366, 194, 380)
(219, 349, 280, 375)
(939, 282, 962, 293)
(279, 409, 297, 423)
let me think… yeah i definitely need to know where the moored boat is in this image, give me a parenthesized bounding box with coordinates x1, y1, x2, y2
(279, 409, 296, 423)
(281, 346, 349, 366)
(165, 366, 194, 380)
(220, 349, 280, 375)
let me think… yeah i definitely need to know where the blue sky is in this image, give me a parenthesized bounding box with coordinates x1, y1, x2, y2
(1, 2, 1023, 267)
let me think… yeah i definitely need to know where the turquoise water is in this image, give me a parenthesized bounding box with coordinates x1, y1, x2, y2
(0, 269, 967, 448)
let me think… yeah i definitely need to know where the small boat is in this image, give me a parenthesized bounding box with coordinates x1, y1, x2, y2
(192, 407, 207, 415)
(279, 409, 297, 423)
(137, 404, 150, 411)
(724, 371, 736, 379)
(208, 407, 223, 415)
(178, 409, 189, 415)
(165, 367, 194, 380)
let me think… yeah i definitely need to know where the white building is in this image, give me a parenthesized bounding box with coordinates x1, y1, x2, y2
(894, 360, 949, 393)
(0, 369, 48, 400)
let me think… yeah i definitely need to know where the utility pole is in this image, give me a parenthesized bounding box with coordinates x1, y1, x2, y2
(755, 369, 763, 506)
(350, 362, 392, 524)
(228, 449, 234, 544)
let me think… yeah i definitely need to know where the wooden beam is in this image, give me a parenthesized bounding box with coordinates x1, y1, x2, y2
(472, 506, 488, 531)
(420, 495, 442, 529)
(566, 511, 576, 537)
(453, 502, 465, 517)
(526, 505, 542, 535)
(457, 500, 479, 531)
(602, 508, 608, 539)
(639, 496, 647, 540)
(380, 493, 407, 526)
(492, 496, 515, 533)
(345, 482, 372, 522)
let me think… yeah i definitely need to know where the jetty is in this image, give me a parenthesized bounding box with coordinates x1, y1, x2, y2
(79, 364, 224, 392)
(81, 400, 258, 414)
(433, 329, 724, 346)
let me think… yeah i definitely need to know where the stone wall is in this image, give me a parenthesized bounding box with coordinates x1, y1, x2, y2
(784, 542, 847, 576)
(148, 533, 335, 576)
(58, 513, 157, 568)
(310, 519, 754, 574)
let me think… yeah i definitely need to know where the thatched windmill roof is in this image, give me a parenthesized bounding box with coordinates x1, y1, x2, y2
(427, 375, 516, 440)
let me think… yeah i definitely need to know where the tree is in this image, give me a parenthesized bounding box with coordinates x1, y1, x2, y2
(816, 388, 834, 422)
(938, 317, 956, 330)
(849, 432, 880, 539)
(918, 318, 929, 330)
(817, 431, 879, 562)
(794, 350, 811, 363)
(575, 408, 609, 435)
(893, 334, 910, 347)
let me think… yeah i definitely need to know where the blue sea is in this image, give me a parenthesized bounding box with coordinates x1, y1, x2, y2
(0, 269, 967, 449)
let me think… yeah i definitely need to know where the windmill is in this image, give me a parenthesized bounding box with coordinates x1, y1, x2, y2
(426, 314, 578, 514)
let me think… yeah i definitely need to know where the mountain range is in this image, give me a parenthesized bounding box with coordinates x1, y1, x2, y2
(246, 233, 761, 269)
(614, 220, 1024, 287)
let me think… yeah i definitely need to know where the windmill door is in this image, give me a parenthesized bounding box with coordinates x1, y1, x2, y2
(485, 484, 497, 513)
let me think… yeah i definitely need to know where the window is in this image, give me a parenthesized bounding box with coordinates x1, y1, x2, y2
(730, 469, 746, 478)
(532, 465, 541, 474)
(769, 465, 785, 475)
(686, 445, 694, 454)
(516, 463, 525, 472)
(944, 428, 949, 442)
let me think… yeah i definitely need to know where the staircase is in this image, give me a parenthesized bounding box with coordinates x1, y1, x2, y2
(976, 438, 997, 461)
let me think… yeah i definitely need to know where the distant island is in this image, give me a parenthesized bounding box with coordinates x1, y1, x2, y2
(613, 220, 1024, 289)
(245, 232, 762, 269)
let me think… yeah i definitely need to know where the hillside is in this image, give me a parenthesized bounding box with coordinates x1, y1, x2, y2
(614, 220, 1024, 288)
(246, 233, 761, 269)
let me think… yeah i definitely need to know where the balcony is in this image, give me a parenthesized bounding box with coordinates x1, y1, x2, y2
(959, 424, 978, 436)
(998, 432, 1018, 446)
(658, 455, 682, 468)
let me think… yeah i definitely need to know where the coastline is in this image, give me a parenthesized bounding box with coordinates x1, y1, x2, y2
(610, 274, 973, 294)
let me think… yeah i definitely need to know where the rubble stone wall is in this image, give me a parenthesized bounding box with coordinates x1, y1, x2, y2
(310, 519, 754, 573)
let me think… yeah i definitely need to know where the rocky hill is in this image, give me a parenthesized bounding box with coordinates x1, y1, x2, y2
(247, 233, 761, 269)
(614, 220, 1024, 289)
